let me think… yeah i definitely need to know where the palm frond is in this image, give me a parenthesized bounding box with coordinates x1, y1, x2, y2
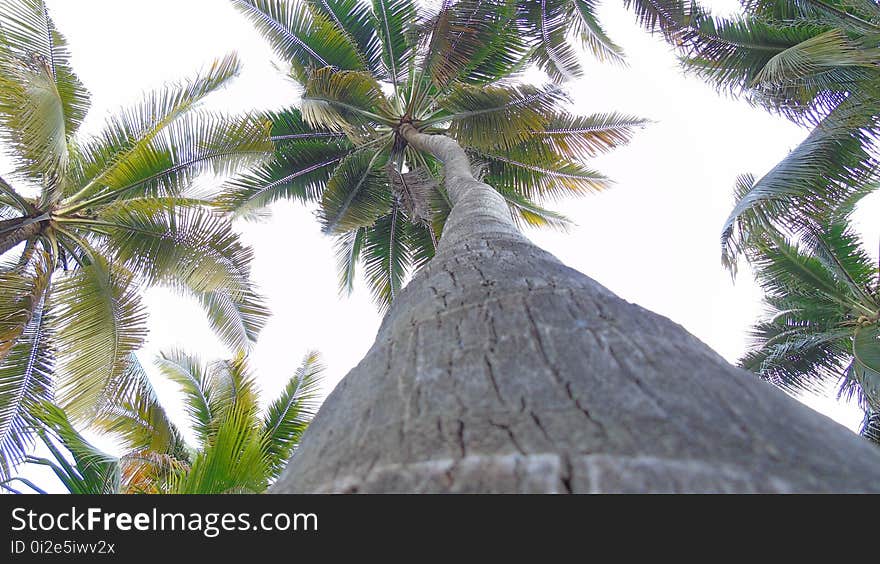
(520, 0, 589, 81)
(436, 84, 567, 150)
(301, 67, 396, 135)
(156, 349, 215, 447)
(495, 184, 573, 230)
(319, 149, 391, 233)
(93, 355, 188, 462)
(535, 112, 648, 158)
(371, 0, 417, 84)
(219, 139, 355, 216)
(333, 227, 366, 295)
(474, 146, 611, 200)
(306, 0, 384, 72)
(231, 0, 364, 72)
(261, 350, 322, 478)
(419, 0, 528, 90)
(362, 203, 410, 309)
(209, 353, 261, 427)
(721, 98, 879, 268)
(0, 264, 53, 479)
(852, 326, 880, 410)
(67, 53, 243, 200)
(193, 286, 270, 351)
(571, 0, 626, 64)
(165, 402, 266, 494)
(67, 112, 272, 210)
(0, 0, 90, 181)
(27, 402, 120, 494)
(92, 202, 256, 296)
(51, 255, 148, 421)
(0, 248, 51, 363)
(622, 0, 703, 39)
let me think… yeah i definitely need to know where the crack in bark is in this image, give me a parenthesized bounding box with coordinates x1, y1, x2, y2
(522, 297, 607, 435)
(560, 453, 574, 494)
(529, 410, 552, 443)
(484, 356, 505, 405)
(455, 420, 466, 458)
(489, 419, 526, 455)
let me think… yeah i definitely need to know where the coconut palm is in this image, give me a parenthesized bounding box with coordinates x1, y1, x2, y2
(227, 0, 880, 493)
(0, 1, 273, 479)
(637, 0, 880, 268)
(222, 0, 646, 308)
(1, 351, 322, 494)
(737, 190, 880, 444)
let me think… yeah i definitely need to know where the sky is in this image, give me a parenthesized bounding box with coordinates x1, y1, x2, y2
(6, 0, 874, 490)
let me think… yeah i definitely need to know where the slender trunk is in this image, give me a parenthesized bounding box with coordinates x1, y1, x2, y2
(272, 130, 880, 493)
(0, 216, 45, 256)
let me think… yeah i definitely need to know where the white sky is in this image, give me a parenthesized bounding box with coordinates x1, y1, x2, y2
(7, 0, 875, 491)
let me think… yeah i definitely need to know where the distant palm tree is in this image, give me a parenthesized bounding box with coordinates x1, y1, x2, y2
(738, 190, 880, 444)
(639, 0, 880, 267)
(0, 1, 272, 478)
(222, 0, 645, 308)
(1, 351, 322, 494)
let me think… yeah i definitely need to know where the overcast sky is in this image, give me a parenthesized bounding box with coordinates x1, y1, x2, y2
(8, 0, 875, 490)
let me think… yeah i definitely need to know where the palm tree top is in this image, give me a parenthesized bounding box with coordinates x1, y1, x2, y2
(225, 0, 647, 308)
(739, 194, 880, 439)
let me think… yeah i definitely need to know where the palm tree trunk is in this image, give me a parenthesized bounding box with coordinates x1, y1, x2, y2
(0, 216, 45, 256)
(272, 128, 880, 493)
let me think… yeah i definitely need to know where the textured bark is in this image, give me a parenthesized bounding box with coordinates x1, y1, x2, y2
(272, 129, 880, 493)
(0, 217, 44, 256)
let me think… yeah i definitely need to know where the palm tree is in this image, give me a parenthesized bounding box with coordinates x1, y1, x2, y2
(229, 0, 880, 493)
(0, 1, 273, 479)
(737, 190, 880, 444)
(1, 351, 322, 494)
(636, 0, 880, 268)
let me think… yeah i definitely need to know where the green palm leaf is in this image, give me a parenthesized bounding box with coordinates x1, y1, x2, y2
(51, 255, 148, 421)
(0, 271, 53, 479)
(419, 0, 528, 90)
(371, 0, 417, 86)
(0, 249, 51, 363)
(94, 355, 188, 462)
(0, 0, 90, 182)
(475, 145, 611, 200)
(306, 0, 385, 73)
(436, 84, 566, 150)
(520, 0, 590, 81)
(155, 350, 215, 447)
(261, 350, 322, 478)
(27, 402, 120, 494)
(231, 0, 365, 72)
(92, 202, 256, 296)
(319, 149, 391, 233)
(363, 203, 410, 309)
(193, 286, 270, 352)
(536, 112, 648, 158)
(165, 403, 267, 494)
(64, 112, 272, 212)
(301, 67, 396, 134)
(68, 53, 242, 202)
(334, 227, 367, 295)
(721, 98, 879, 268)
